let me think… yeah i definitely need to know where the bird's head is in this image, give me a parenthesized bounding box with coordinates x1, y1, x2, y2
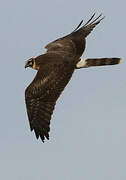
(25, 58, 34, 69)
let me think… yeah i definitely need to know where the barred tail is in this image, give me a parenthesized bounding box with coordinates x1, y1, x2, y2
(76, 58, 122, 69)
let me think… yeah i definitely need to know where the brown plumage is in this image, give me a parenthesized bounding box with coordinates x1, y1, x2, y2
(25, 14, 122, 142)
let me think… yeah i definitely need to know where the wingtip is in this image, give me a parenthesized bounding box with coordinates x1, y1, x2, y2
(41, 139, 45, 143)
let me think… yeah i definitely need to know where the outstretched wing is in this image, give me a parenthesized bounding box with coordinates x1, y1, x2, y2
(25, 59, 75, 142)
(45, 14, 104, 57)
(72, 13, 104, 37)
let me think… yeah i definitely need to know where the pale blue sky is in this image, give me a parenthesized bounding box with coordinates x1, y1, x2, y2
(1, 0, 126, 179)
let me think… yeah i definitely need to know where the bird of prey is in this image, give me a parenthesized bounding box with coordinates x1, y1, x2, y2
(25, 14, 122, 142)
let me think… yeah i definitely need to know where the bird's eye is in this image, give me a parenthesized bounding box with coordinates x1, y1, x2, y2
(29, 60, 33, 67)
(25, 58, 34, 68)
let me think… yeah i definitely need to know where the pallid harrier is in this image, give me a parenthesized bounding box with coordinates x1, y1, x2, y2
(25, 14, 122, 142)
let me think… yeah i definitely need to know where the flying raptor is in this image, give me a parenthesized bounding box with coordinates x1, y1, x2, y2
(25, 14, 122, 142)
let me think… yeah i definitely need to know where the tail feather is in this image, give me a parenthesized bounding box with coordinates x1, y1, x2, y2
(76, 58, 122, 69)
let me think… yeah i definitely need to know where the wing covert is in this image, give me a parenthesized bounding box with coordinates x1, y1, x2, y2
(25, 59, 75, 142)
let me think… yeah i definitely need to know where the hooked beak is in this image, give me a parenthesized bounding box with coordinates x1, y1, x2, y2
(25, 61, 29, 68)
